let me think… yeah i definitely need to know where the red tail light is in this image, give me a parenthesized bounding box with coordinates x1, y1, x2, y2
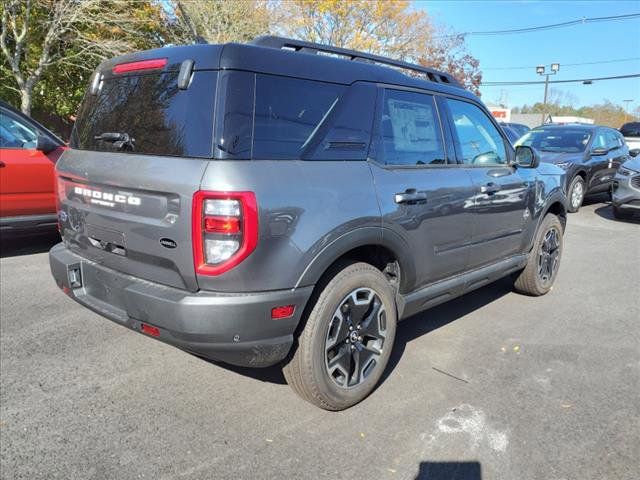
(192, 191, 258, 276)
(112, 58, 167, 74)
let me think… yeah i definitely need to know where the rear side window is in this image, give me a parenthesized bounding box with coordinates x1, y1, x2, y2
(72, 71, 217, 158)
(379, 89, 446, 166)
(253, 75, 345, 159)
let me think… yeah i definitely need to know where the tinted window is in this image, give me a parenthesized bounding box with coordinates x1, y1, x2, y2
(380, 89, 446, 166)
(253, 75, 345, 159)
(592, 131, 607, 149)
(517, 128, 591, 153)
(0, 110, 37, 149)
(447, 99, 507, 165)
(214, 71, 254, 159)
(620, 122, 640, 137)
(605, 130, 621, 149)
(72, 71, 217, 158)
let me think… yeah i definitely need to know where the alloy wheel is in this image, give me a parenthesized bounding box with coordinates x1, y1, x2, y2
(538, 227, 560, 284)
(324, 288, 387, 388)
(571, 181, 584, 209)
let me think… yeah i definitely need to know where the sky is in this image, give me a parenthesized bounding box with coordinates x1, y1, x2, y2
(419, 0, 640, 110)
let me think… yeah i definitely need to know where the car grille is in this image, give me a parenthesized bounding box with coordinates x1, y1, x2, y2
(632, 175, 640, 189)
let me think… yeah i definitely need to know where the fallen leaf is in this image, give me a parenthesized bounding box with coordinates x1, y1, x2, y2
(513, 345, 520, 352)
(360, 432, 365, 438)
(387, 468, 397, 473)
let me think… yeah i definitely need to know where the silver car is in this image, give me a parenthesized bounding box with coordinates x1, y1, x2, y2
(612, 155, 640, 219)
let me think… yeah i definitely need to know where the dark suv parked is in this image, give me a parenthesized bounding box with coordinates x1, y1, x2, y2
(49, 37, 567, 410)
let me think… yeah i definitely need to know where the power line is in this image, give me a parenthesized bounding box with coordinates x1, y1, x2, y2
(483, 57, 640, 71)
(481, 73, 640, 86)
(434, 13, 640, 38)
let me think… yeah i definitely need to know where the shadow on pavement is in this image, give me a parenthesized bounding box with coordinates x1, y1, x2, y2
(594, 205, 640, 224)
(0, 231, 60, 258)
(416, 461, 482, 479)
(213, 276, 514, 387)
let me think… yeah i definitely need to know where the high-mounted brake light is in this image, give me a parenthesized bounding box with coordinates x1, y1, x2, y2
(192, 191, 258, 276)
(112, 58, 167, 74)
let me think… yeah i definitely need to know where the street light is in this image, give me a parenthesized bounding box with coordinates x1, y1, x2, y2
(536, 63, 560, 124)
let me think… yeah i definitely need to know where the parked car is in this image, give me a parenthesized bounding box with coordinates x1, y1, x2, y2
(49, 36, 568, 410)
(611, 152, 640, 219)
(0, 100, 66, 234)
(619, 122, 640, 150)
(516, 124, 631, 212)
(500, 124, 521, 144)
(500, 122, 530, 137)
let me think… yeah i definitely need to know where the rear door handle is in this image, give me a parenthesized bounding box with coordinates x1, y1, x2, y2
(480, 182, 501, 194)
(394, 189, 428, 204)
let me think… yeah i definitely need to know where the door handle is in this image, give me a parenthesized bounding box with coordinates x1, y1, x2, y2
(394, 189, 428, 204)
(480, 182, 501, 194)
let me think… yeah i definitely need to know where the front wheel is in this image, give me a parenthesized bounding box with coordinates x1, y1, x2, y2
(514, 214, 563, 296)
(283, 262, 397, 410)
(567, 176, 585, 213)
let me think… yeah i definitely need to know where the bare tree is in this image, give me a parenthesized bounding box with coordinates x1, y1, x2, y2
(0, 0, 154, 115)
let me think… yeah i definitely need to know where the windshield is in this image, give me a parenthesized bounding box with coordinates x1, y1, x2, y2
(71, 71, 217, 158)
(516, 128, 591, 153)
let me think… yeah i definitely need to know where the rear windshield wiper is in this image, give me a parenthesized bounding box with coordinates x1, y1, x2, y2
(94, 132, 135, 151)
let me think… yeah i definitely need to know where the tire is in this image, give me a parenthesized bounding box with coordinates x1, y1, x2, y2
(567, 175, 585, 213)
(514, 214, 563, 296)
(283, 262, 397, 410)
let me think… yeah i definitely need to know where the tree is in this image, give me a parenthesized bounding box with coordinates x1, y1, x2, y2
(171, 0, 270, 44)
(0, 0, 169, 116)
(271, 0, 482, 94)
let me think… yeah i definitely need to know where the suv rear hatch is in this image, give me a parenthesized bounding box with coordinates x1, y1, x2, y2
(57, 47, 221, 292)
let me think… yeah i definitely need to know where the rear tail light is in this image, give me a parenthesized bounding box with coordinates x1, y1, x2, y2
(192, 191, 258, 275)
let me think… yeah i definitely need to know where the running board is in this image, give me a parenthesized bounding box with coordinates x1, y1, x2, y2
(397, 254, 528, 320)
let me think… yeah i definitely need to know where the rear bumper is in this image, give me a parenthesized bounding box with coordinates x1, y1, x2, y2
(49, 243, 313, 367)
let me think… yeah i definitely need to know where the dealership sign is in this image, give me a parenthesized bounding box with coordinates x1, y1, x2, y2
(490, 108, 511, 122)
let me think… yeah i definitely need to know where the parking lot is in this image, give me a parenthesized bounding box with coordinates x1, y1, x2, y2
(0, 196, 638, 480)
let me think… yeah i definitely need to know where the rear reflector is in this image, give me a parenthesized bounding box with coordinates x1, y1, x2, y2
(113, 58, 167, 74)
(141, 323, 160, 337)
(271, 305, 295, 319)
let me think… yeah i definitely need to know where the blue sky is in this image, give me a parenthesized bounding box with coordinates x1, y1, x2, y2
(419, 0, 640, 110)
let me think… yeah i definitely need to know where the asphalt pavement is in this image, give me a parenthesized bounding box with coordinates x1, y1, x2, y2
(1, 196, 638, 480)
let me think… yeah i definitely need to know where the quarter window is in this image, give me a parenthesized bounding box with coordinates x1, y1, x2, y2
(446, 98, 507, 165)
(253, 75, 345, 159)
(379, 89, 446, 166)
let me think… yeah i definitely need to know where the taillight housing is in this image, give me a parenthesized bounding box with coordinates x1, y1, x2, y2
(192, 191, 258, 276)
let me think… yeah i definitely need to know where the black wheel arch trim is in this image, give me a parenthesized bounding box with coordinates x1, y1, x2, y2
(295, 226, 416, 293)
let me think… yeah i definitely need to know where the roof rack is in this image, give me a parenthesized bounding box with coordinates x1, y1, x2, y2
(251, 36, 461, 87)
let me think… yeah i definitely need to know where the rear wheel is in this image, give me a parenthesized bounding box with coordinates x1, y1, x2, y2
(283, 262, 397, 410)
(514, 214, 563, 296)
(567, 176, 585, 213)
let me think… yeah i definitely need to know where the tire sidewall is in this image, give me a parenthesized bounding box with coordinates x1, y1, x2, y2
(532, 215, 563, 293)
(307, 265, 397, 409)
(568, 176, 585, 212)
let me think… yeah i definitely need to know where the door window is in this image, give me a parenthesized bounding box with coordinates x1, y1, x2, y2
(0, 110, 37, 149)
(592, 131, 607, 149)
(379, 89, 446, 166)
(605, 130, 622, 150)
(446, 99, 507, 165)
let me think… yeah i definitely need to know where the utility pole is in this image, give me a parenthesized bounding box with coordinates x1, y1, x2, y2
(536, 63, 560, 125)
(622, 99, 633, 123)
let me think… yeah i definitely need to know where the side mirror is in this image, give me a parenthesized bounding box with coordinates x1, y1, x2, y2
(36, 134, 57, 154)
(514, 145, 539, 168)
(629, 148, 640, 158)
(590, 147, 608, 156)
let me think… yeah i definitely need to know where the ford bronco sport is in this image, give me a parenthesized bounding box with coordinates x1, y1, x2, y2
(50, 36, 567, 410)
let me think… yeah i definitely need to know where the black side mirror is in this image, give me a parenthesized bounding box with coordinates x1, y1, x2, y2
(514, 145, 539, 168)
(629, 148, 640, 158)
(36, 134, 57, 154)
(590, 147, 608, 156)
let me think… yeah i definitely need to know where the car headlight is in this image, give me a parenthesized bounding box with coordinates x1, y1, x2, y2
(618, 166, 637, 176)
(555, 162, 571, 169)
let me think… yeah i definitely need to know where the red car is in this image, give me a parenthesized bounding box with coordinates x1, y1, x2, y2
(0, 101, 66, 234)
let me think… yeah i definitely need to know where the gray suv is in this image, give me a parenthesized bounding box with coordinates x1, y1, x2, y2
(49, 37, 568, 410)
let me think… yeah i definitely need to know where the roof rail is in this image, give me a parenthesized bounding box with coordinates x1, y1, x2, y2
(251, 36, 461, 87)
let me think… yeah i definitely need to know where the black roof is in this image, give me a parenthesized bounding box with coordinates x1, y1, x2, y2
(97, 36, 475, 101)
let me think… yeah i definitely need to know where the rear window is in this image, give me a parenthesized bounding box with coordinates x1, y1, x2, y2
(71, 71, 217, 158)
(620, 122, 640, 137)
